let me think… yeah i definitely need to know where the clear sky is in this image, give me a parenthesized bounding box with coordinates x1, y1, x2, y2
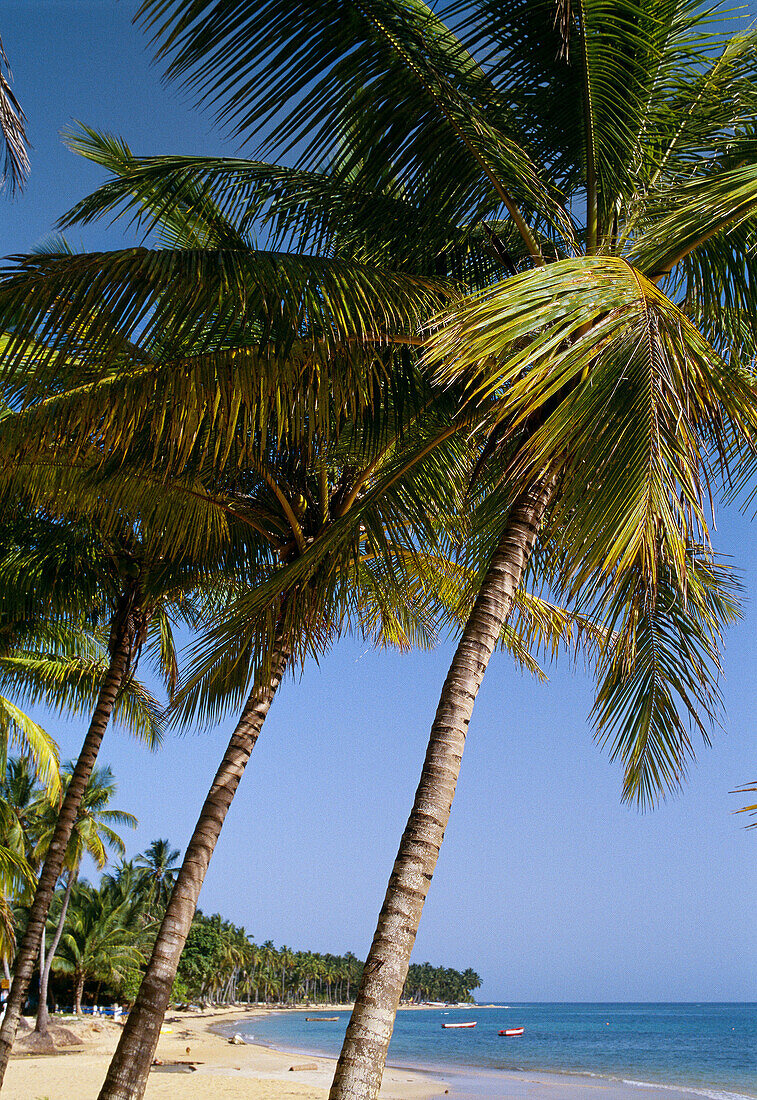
(2, 1, 755, 1004)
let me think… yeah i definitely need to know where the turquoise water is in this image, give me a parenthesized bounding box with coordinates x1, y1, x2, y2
(235, 1003, 756, 1098)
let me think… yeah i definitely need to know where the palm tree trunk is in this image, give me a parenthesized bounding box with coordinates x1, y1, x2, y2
(329, 478, 553, 1100)
(98, 638, 290, 1100)
(35, 871, 75, 1036)
(74, 973, 84, 1016)
(0, 628, 130, 1085)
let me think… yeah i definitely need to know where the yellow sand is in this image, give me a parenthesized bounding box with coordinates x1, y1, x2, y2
(5, 1006, 448, 1100)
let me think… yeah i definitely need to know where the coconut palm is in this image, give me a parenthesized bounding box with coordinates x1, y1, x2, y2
(33, 764, 137, 1035)
(0, 760, 40, 979)
(51, 880, 145, 1015)
(94, 382, 484, 1098)
(0, 120, 479, 1098)
(0, 213, 457, 1099)
(134, 840, 181, 918)
(0, 505, 228, 1077)
(0, 611, 159, 1028)
(128, 4, 757, 1097)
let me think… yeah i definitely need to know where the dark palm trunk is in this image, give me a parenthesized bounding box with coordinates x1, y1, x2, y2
(329, 479, 553, 1100)
(0, 629, 131, 1085)
(74, 973, 85, 1016)
(35, 871, 75, 1036)
(97, 640, 290, 1100)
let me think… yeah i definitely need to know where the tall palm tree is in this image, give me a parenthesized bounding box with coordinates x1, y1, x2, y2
(130, 4, 757, 1098)
(95, 383, 481, 1098)
(0, 507, 220, 1077)
(33, 764, 136, 1035)
(0, 123, 478, 1099)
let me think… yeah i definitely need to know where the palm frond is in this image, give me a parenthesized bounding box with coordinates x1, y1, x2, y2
(731, 781, 757, 828)
(427, 256, 757, 598)
(590, 549, 740, 808)
(0, 246, 445, 394)
(0, 37, 29, 193)
(0, 696, 59, 798)
(136, 0, 572, 253)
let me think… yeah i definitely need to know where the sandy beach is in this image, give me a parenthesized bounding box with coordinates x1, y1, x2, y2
(3, 1006, 449, 1100)
(4, 1005, 753, 1100)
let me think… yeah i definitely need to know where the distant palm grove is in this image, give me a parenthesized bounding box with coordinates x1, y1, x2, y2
(0, 2, 756, 1099)
(0, 756, 479, 1015)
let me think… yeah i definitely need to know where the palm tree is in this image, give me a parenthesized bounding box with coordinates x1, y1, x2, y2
(129, 4, 757, 1097)
(95, 383, 478, 1097)
(51, 880, 145, 1015)
(0, 760, 40, 979)
(0, 509, 216, 1077)
(0, 120, 491, 1099)
(33, 764, 136, 1035)
(134, 840, 181, 918)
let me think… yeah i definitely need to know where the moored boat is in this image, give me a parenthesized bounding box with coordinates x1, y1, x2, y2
(441, 1021, 477, 1029)
(305, 1016, 339, 1022)
(498, 1027, 524, 1036)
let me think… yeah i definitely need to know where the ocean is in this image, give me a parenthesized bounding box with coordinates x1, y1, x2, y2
(232, 1002, 756, 1100)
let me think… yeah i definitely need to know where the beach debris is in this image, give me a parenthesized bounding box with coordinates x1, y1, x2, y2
(289, 1062, 319, 1072)
(229, 1033, 246, 1045)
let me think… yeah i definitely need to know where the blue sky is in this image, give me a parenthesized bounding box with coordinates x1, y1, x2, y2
(2, 1, 755, 1003)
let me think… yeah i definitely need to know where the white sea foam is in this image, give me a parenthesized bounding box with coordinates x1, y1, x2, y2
(618, 1078, 755, 1100)
(563, 1069, 755, 1100)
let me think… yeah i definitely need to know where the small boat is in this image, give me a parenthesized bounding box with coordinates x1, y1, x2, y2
(441, 1021, 477, 1029)
(305, 1016, 338, 1022)
(498, 1027, 524, 1037)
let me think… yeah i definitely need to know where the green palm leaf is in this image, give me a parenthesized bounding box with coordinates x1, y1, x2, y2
(590, 549, 740, 807)
(0, 697, 59, 799)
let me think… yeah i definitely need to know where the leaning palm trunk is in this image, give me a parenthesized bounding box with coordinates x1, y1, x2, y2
(97, 639, 290, 1100)
(35, 870, 75, 1035)
(329, 479, 553, 1100)
(0, 630, 131, 1083)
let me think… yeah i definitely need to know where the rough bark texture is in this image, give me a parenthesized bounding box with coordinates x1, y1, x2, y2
(35, 871, 75, 1035)
(0, 632, 130, 1086)
(329, 480, 553, 1100)
(97, 640, 290, 1100)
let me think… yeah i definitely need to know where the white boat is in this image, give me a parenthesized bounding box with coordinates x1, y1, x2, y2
(441, 1021, 476, 1029)
(498, 1027, 524, 1037)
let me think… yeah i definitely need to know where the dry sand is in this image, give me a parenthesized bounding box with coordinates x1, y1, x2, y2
(4, 1006, 448, 1100)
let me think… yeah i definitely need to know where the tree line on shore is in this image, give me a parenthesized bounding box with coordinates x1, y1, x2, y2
(1, 755, 480, 1016)
(176, 912, 481, 1007)
(0, 3, 756, 1100)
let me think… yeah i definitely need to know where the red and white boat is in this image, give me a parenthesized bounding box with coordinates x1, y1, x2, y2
(441, 1021, 477, 1029)
(498, 1027, 524, 1037)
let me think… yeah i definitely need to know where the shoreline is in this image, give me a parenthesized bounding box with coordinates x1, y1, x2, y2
(224, 1008, 757, 1100)
(3, 1004, 754, 1100)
